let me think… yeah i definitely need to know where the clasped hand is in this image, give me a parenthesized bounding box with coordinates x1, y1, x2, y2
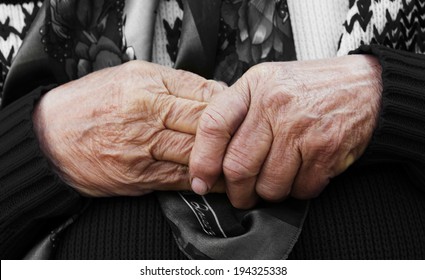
(34, 61, 225, 196)
(190, 55, 382, 208)
(34, 56, 382, 208)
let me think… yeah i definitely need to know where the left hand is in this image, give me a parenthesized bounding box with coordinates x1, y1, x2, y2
(189, 55, 382, 208)
(33, 61, 227, 197)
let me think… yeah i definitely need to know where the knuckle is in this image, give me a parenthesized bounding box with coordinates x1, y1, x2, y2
(190, 149, 223, 181)
(256, 180, 290, 202)
(198, 109, 228, 136)
(306, 133, 340, 164)
(309, 117, 345, 158)
(318, 136, 340, 159)
(223, 152, 256, 183)
(260, 87, 294, 115)
(223, 163, 247, 183)
(325, 138, 340, 156)
(190, 156, 221, 179)
(172, 69, 194, 86)
(238, 65, 265, 92)
(198, 80, 219, 100)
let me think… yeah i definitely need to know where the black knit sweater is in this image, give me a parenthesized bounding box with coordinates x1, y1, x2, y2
(1, 4, 425, 259)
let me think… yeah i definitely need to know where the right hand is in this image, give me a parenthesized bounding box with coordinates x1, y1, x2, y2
(189, 56, 382, 208)
(33, 61, 226, 197)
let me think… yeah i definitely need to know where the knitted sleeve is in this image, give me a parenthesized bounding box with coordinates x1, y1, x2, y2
(353, 45, 425, 190)
(0, 86, 83, 259)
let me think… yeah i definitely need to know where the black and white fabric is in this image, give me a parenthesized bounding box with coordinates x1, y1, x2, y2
(152, 0, 183, 67)
(0, 1, 42, 100)
(338, 0, 425, 55)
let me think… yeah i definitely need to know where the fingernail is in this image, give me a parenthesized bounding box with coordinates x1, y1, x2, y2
(191, 177, 208, 195)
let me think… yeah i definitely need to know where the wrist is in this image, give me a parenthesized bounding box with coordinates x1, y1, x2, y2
(32, 89, 79, 192)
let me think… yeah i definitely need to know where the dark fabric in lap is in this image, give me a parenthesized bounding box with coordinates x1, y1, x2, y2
(158, 192, 308, 259)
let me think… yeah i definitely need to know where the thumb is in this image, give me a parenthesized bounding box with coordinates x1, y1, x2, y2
(189, 81, 250, 195)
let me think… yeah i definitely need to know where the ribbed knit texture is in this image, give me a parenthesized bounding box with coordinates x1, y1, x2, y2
(0, 86, 83, 259)
(287, 0, 348, 60)
(54, 194, 186, 260)
(289, 45, 425, 259)
(289, 164, 425, 259)
(354, 45, 425, 187)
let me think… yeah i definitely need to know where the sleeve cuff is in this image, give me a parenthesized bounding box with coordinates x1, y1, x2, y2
(0, 86, 83, 258)
(350, 45, 425, 162)
(350, 45, 425, 189)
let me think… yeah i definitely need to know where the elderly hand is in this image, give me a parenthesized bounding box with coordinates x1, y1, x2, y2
(33, 61, 226, 197)
(189, 55, 382, 208)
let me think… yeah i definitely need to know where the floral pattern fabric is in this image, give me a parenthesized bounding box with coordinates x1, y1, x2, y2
(40, 0, 134, 80)
(0, 0, 296, 96)
(214, 0, 296, 85)
(38, 0, 296, 84)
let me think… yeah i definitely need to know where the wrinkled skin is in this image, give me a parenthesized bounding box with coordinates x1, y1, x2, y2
(33, 61, 226, 196)
(190, 55, 383, 209)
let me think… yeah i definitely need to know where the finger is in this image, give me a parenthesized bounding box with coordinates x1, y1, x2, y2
(210, 176, 226, 193)
(255, 140, 301, 202)
(140, 162, 225, 193)
(290, 135, 333, 199)
(291, 131, 342, 199)
(189, 89, 249, 195)
(291, 160, 331, 199)
(222, 114, 273, 209)
(161, 69, 226, 102)
(141, 161, 192, 191)
(161, 96, 207, 134)
(150, 130, 194, 165)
